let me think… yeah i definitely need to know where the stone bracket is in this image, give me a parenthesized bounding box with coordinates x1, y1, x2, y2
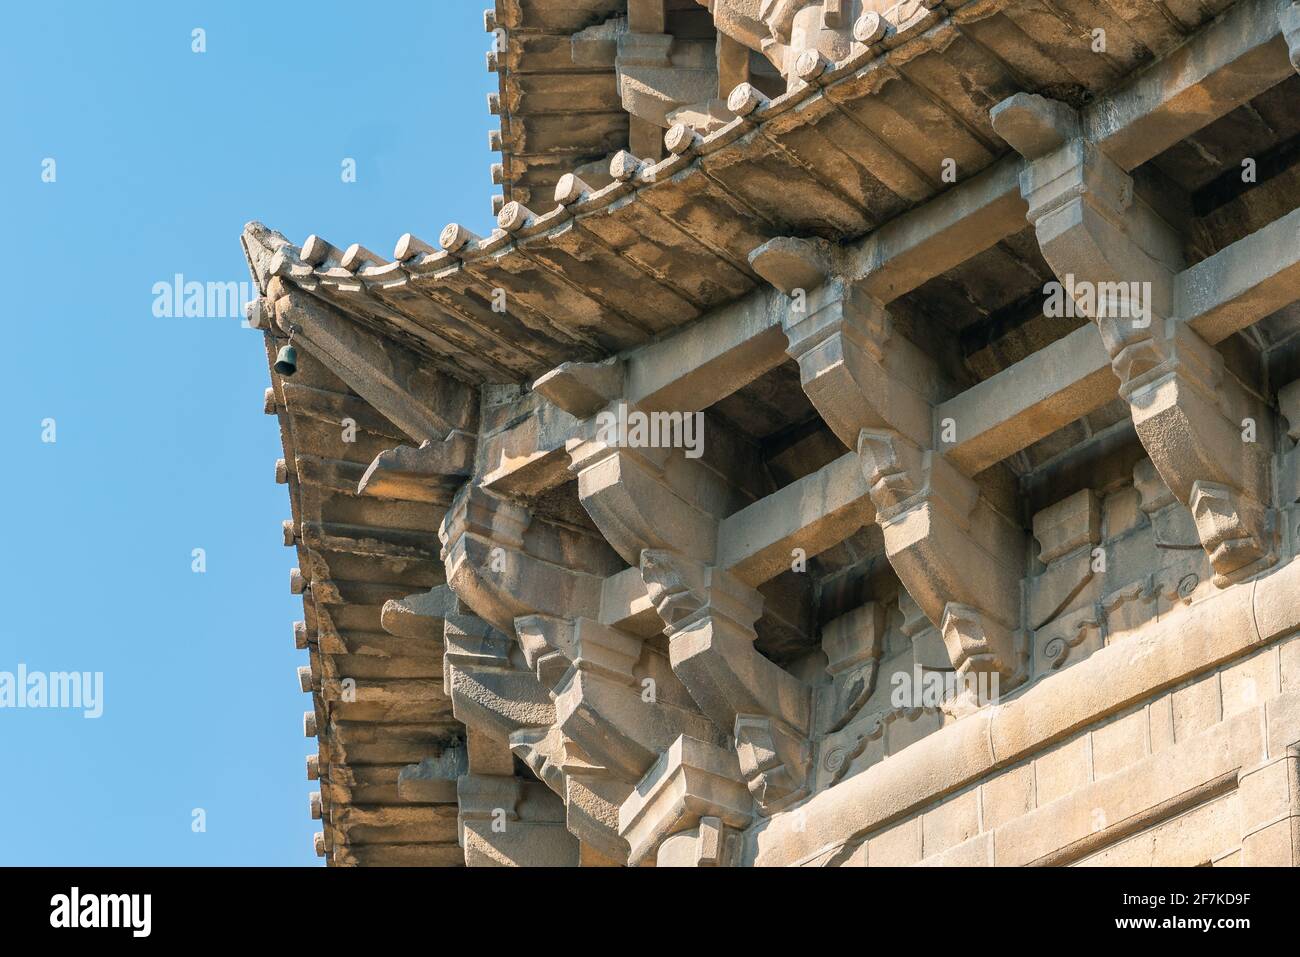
(821, 602, 886, 733)
(640, 549, 813, 814)
(859, 429, 1028, 687)
(992, 92, 1276, 586)
(567, 417, 719, 565)
(777, 271, 936, 450)
(619, 735, 753, 866)
(440, 485, 607, 636)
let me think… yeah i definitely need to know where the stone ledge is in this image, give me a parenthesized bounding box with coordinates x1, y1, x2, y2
(750, 557, 1300, 866)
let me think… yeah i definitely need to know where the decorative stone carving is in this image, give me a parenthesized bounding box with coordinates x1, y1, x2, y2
(993, 92, 1276, 586)
(640, 549, 812, 813)
(821, 601, 885, 732)
(859, 431, 1028, 689)
(619, 735, 754, 866)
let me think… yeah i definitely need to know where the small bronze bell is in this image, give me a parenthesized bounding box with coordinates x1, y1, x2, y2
(274, 344, 298, 376)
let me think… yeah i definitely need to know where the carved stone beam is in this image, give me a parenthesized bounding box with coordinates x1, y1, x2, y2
(272, 288, 477, 444)
(641, 550, 812, 813)
(993, 93, 1275, 585)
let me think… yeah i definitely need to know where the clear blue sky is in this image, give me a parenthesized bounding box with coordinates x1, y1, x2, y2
(0, 1, 497, 865)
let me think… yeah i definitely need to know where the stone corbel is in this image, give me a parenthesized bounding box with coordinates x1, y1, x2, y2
(509, 725, 633, 863)
(566, 416, 719, 565)
(992, 92, 1275, 586)
(458, 787, 578, 866)
(1131, 328, 1273, 585)
(753, 236, 936, 451)
(439, 484, 608, 637)
(514, 614, 723, 786)
(640, 549, 812, 813)
(655, 815, 744, 867)
(537, 356, 730, 566)
(616, 2, 726, 136)
(357, 432, 475, 502)
(441, 605, 555, 749)
(440, 603, 591, 864)
(858, 429, 1028, 693)
(619, 735, 754, 866)
(448, 638, 633, 863)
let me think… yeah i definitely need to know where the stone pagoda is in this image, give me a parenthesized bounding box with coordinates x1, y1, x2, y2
(242, 0, 1300, 866)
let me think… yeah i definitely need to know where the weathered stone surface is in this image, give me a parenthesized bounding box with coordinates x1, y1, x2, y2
(242, 0, 1300, 867)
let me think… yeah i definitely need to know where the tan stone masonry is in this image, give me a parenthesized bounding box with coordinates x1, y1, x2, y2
(244, 0, 1300, 865)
